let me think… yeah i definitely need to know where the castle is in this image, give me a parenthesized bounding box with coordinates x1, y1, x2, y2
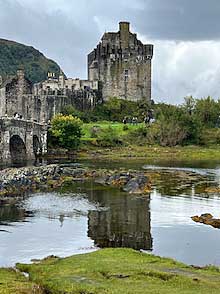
(0, 21, 153, 124)
(0, 22, 154, 163)
(88, 22, 153, 101)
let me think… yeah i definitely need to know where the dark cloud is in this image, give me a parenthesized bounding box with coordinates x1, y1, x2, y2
(135, 0, 220, 41)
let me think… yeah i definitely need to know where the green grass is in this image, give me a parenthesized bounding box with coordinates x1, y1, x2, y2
(0, 268, 42, 294)
(80, 122, 220, 163)
(16, 248, 220, 294)
(82, 121, 141, 141)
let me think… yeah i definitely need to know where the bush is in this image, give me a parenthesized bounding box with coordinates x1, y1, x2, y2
(96, 126, 123, 147)
(157, 120, 187, 147)
(200, 129, 220, 146)
(50, 114, 82, 150)
(124, 125, 151, 146)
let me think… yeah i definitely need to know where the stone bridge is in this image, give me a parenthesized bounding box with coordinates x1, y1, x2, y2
(0, 118, 47, 164)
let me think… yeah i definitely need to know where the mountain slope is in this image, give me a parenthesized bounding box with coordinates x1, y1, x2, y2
(0, 38, 63, 83)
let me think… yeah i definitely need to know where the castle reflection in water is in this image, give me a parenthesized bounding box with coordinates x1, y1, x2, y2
(87, 184, 152, 251)
(0, 182, 152, 251)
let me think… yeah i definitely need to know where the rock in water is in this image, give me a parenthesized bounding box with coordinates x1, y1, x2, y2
(191, 213, 220, 229)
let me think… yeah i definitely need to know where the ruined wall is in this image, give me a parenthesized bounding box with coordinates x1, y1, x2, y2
(2, 70, 33, 120)
(88, 22, 153, 102)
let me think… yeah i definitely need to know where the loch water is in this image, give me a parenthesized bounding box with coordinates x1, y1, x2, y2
(1, 160, 220, 267)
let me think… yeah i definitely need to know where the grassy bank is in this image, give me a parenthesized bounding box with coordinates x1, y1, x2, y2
(79, 122, 220, 162)
(16, 248, 220, 294)
(80, 145, 220, 162)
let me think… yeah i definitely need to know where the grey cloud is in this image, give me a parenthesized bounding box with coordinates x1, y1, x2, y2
(135, 0, 220, 41)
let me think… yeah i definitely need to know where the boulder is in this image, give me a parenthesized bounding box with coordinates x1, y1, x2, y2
(191, 213, 220, 229)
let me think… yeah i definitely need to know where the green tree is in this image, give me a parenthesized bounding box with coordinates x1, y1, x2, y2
(195, 97, 220, 128)
(50, 114, 82, 149)
(182, 96, 196, 115)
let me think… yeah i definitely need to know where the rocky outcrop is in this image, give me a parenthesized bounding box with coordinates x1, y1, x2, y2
(191, 213, 220, 229)
(0, 164, 87, 200)
(0, 164, 151, 200)
(95, 171, 151, 194)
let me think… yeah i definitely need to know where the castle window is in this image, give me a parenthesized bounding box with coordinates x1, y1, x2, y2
(123, 53, 129, 62)
(124, 69, 129, 81)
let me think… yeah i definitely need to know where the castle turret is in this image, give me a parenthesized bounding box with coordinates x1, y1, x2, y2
(58, 72, 65, 88)
(17, 68, 25, 96)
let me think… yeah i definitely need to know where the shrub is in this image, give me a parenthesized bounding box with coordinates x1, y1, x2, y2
(125, 125, 150, 146)
(50, 114, 82, 150)
(200, 128, 220, 146)
(96, 126, 123, 147)
(157, 120, 187, 147)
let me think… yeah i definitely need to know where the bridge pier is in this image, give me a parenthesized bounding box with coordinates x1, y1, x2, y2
(26, 130, 34, 160)
(1, 130, 11, 163)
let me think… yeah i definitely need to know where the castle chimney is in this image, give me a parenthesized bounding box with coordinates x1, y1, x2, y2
(17, 68, 25, 80)
(119, 21, 130, 49)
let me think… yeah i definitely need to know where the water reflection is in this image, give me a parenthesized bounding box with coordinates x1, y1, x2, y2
(87, 188, 152, 250)
(2, 168, 220, 267)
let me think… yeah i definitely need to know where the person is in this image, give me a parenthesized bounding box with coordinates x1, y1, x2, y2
(122, 117, 127, 124)
(14, 112, 20, 119)
(144, 116, 150, 124)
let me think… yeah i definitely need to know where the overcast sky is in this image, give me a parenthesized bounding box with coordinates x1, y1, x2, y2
(1, 0, 220, 104)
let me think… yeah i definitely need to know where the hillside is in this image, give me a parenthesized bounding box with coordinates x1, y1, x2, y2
(0, 38, 63, 83)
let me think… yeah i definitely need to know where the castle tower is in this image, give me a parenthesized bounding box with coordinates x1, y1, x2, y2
(88, 21, 153, 102)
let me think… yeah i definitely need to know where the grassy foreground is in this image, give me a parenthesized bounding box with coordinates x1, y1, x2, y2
(15, 248, 220, 294)
(0, 268, 43, 294)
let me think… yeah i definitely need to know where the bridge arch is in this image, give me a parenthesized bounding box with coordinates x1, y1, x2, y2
(9, 135, 27, 163)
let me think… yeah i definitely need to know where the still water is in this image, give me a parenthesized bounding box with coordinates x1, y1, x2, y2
(1, 162, 220, 267)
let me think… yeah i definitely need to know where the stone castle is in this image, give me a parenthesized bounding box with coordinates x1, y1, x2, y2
(0, 22, 153, 163)
(88, 22, 153, 101)
(0, 21, 153, 123)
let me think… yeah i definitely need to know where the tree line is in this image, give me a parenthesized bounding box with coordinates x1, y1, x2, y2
(49, 96, 220, 149)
